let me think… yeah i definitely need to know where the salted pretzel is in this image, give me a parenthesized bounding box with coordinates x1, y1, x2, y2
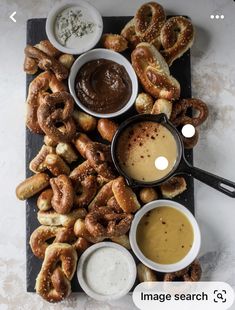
(161, 16, 195, 66)
(29, 145, 55, 173)
(85, 207, 133, 238)
(85, 142, 116, 180)
(70, 160, 96, 183)
(26, 71, 67, 133)
(56, 143, 78, 164)
(170, 98, 209, 127)
(73, 110, 97, 132)
(121, 18, 141, 49)
(135, 93, 154, 114)
(74, 175, 98, 208)
(135, 2, 165, 43)
(102, 34, 128, 52)
(37, 189, 53, 211)
(37, 208, 87, 227)
(24, 45, 68, 81)
(107, 196, 123, 214)
(37, 91, 76, 143)
(131, 43, 181, 100)
(151, 98, 172, 119)
(88, 180, 114, 210)
(50, 175, 74, 214)
(160, 176, 187, 199)
(164, 259, 202, 282)
(97, 119, 119, 142)
(45, 154, 70, 176)
(35, 243, 77, 303)
(73, 133, 92, 158)
(139, 188, 158, 204)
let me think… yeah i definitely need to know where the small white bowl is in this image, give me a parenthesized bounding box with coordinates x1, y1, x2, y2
(129, 200, 201, 273)
(46, 0, 103, 54)
(77, 242, 136, 301)
(68, 48, 139, 118)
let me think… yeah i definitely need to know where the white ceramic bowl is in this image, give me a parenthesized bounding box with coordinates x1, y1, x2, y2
(46, 0, 103, 54)
(129, 200, 201, 273)
(69, 48, 139, 118)
(77, 242, 137, 301)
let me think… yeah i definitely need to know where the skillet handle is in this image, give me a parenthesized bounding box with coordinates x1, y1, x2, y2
(183, 163, 235, 198)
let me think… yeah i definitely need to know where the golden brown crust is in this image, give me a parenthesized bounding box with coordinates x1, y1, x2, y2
(139, 188, 158, 204)
(70, 160, 96, 183)
(74, 175, 98, 208)
(110, 234, 131, 249)
(164, 259, 202, 282)
(121, 18, 141, 49)
(45, 154, 70, 176)
(97, 119, 119, 142)
(34, 40, 62, 58)
(135, 93, 154, 114)
(35, 243, 77, 303)
(58, 54, 74, 69)
(24, 56, 38, 74)
(88, 180, 114, 211)
(151, 99, 172, 119)
(137, 263, 157, 282)
(112, 176, 141, 213)
(160, 176, 187, 198)
(73, 110, 97, 132)
(73, 133, 92, 158)
(74, 218, 105, 243)
(16, 173, 50, 200)
(131, 43, 180, 100)
(56, 143, 78, 164)
(37, 189, 53, 211)
(102, 34, 128, 52)
(29, 145, 55, 173)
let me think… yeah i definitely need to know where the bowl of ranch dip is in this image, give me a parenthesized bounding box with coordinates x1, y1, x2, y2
(77, 242, 137, 301)
(46, 0, 103, 54)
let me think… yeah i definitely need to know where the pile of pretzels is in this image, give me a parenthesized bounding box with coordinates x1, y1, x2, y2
(16, 1, 205, 304)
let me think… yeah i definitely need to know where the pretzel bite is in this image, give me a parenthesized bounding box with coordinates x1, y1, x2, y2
(97, 119, 119, 142)
(110, 235, 131, 250)
(73, 237, 90, 255)
(164, 259, 202, 282)
(88, 180, 114, 211)
(112, 177, 141, 213)
(74, 175, 98, 208)
(56, 143, 78, 164)
(24, 56, 38, 74)
(38, 208, 87, 227)
(135, 93, 154, 114)
(16, 173, 50, 200)
(73, 133, 92, 158)
(137, 263, 157, 282)
(102, 34, 128, 52)
(160, 176, 187, 199)
(74, 218, 105, 243)
(37, 189, 53, 211)
(29, 145, 55, 173)
(139, 188, 158, 204)
(45, 154, 70, 176)
(151, 99, 173, 119)
(34, 40, 62, 58)
(73, 110, 97, 132)
(121, 18, 141, 49)
(70, 160, 96, 183)
(50, 175, 74, 214)
(58, 54, 75, 69)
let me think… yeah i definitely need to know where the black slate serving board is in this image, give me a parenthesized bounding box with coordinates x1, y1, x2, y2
(26, 17, 194, 292)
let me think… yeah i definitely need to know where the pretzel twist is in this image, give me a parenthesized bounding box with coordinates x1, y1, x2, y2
(164, 259, 202, 282)
(74, 175, 98, 208)
(35, 243, 77, 303)
(132, 43, 180, 100)
(161, 16, 195, 66)
(37, 91, 76, 143)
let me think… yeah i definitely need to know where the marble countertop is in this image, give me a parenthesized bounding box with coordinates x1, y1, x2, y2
(0, 0, 235, 309)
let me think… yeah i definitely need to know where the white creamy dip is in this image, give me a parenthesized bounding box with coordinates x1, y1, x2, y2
(83, 247, 132, 296)
(54, 6, 101, 49)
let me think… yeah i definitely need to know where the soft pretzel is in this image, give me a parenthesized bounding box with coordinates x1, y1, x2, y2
(37, 189, 53, 211)
(102, 34, 128, 52)
(160, 176, 187, 199)
(135, 93, 154, 114)
(50, 175, 74, 214)
(58, 54, 75, 69)
(85, 142, 116, 180)
(112, 177, 141, 213)
(73, 237, 90, 255)
(44, 135, 58, 147)
(164, 259, 202, 282)
(56, 143, 78, 164)
(135, 2, 165, 43)
(137, 263, 157, 282)
(24, 56, 38, 75)
(26, 71, 67, 133)
(97, 119, 119, 142)
(16, 173, 50, 200)
(139, 187, 158, 204)
(29, 145, 55, 173)
(73, 110, 97, 132)
(107, 196, 123, 213)
(37, 91, 76, 143)
(74, 175, 98, 208)
(37, 208, 87, 227)
(24, 45, 68, 81)
(121, 18, 141, 49)
(70, 160, 96, 183)
(131, 43, 180, 100)
(88, 180, 114, 211)
(161, 16, 195, 66)
(110, 234, 131, 250)
(170, 98, 209, 127)
(35, 243, 77, 303)
(45, 154, 70, 176)
(151, 98, 172, 119)
(74, 218, 105, 243)
(73, 133, 92, 158)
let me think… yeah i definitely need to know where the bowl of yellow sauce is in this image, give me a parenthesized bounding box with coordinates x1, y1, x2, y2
(129, 200, 201, 272)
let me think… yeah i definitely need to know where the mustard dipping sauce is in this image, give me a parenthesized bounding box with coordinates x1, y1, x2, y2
(136, 207, 194, 264)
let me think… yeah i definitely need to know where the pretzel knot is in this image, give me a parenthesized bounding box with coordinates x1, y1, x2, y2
(135, 2, 166, 43)
(85, 142, 116, 180)
(37, 91, 76, 143)
(164, 259, 202, 282)
(85, 207, 133, 239)
(161, 16, 195, 66)
(35, 243, 77, 303)
(131, 43, 180, 100)
(74, 175, 98, 208)
(50, 175, 74, 214)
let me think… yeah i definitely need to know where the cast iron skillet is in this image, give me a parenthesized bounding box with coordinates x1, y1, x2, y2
(111, 114, 235, 198)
